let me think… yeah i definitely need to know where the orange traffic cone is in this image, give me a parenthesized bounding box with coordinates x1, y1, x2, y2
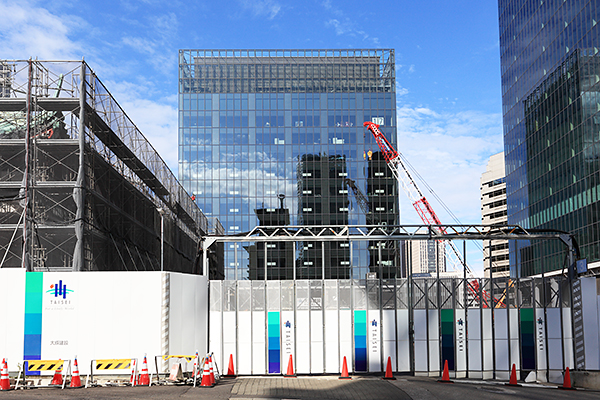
(199, 358, 215, 388)
(560, 367, 576, 390)
(437, 360, 452, 383)
(138, 355, 150, 386)
(339, 356, 351, 380)
(208, 355, 216, 385)
(506, 363, 519, 386)
(224, 354, 236, 378)
(50, 360, 63, 386)
(69, 357, 83, 388)
(0, 359, 11, 391)
(383, 356, 396, 380)
(284, 354, 296, 378)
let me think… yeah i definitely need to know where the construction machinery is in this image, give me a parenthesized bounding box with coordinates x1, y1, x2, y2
(363, 121, 508, 307)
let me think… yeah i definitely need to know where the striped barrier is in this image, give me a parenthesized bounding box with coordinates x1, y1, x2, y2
(15, 359, 71, 389)
(154, 354, 199, 385)
(87, 358, 137, 387)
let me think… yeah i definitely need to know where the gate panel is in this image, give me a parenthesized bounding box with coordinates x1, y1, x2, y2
(237, 281, 252, 375)
(223, 281, 237, 375)
(535, 308, 547, 377)
(281, 281, 295, 374)
(467, 309, 482, 376)
(209, 281, 222, 366)
(494, 308, 509, 378)
(546, 308, 562, 371)
(324, 280, 339, 373)
(353, 280, 367, 372)
(520, 308, 535, 370)
(396, 279, 410, 372)
(455, 308, 467, 376)
(562, 308, 574, 369)
(440, 309, 454, 372)
(413, 309, 427, 373)
(428, 309, 440, 374)
(367, 279, 381, 372)
(382, 309, 396, 371)
(482, 308, 493, 378)
(509, 308, 520, 375)
(354, 310, 367, 372)
(267, 311, 281, 374)
(295, 280, 310, 374)
(252, 281, 266, 374)
(339, 280, 353, 372)
(310, 280, 323, 374)
(397, 309, 410, 372)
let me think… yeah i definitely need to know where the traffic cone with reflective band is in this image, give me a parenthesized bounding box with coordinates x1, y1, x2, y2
(339, 356, 351, 380)
(224, 354, 236, 378)
(506, 363, 519, 386)
(437, 360, 452, 383)
(208, 355, 216, 385)
(199, 358, 214, 388)
(130, 358, 137, 386)
(284, 354, 296, 378)
(50, 360, 63, 386)
(383, 356, 395, 380)
(560, 367, 576, 390)
(69, 357, 83, 388)
(138, 355, 150, 386)
(0, 359, 11, 391)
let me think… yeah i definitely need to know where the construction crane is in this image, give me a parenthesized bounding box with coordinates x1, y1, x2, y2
(344, 178, 372, 224)
(363, 121, 472, 276)
(363, 121, 513, 308)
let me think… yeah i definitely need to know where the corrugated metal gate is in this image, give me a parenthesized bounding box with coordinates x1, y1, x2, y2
(209, 276, 577, 380)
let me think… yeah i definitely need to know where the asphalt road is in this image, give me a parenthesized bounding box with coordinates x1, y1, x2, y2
(0, 375, 597, 399)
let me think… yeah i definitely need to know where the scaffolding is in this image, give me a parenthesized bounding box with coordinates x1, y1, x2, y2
(0, 60, 210, 273)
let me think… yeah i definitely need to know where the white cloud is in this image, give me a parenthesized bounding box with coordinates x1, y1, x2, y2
(0, 1, 84, 60)
(238, 0, 282, 20)
(322, 4, 380, 46)
(395, 105, 503, 225)
(393, 105, 503, 276)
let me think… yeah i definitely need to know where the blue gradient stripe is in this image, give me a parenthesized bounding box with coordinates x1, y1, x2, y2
(354, 310, 367, 372)
(267, 312, 280, 374)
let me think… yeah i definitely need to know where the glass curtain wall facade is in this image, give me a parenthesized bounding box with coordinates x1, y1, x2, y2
(499, 1, 600, 276)
(179, 49, 399, 280)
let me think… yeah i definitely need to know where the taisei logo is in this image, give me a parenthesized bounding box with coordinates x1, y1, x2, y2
(45, 280, 74, 299)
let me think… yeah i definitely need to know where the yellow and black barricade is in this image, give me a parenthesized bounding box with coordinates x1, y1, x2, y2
(15, 359, 71, 389)
(154, 354, 199, 385)
(88, 358, 137, 387)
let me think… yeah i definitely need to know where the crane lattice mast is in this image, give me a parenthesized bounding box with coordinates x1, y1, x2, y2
(363, 121, 473, 275)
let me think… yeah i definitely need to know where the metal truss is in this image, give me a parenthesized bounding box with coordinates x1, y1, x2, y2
(200, 223, 580, 276)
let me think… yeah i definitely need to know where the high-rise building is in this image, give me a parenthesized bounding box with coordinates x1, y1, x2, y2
(499, 1, 600, 276)
(178, 49, 400, 280)
(407, 240, 445, 276)
(480, 152, 509, 278)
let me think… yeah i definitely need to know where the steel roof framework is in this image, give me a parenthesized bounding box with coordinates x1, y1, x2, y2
(200, 224, 580, 278)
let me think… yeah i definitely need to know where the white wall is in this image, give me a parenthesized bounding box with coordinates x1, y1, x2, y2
(0, 270, 208, 375)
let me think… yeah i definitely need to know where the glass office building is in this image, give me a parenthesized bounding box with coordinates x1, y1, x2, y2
(499, 1, 600, 276)
(178, 49, 400, 280)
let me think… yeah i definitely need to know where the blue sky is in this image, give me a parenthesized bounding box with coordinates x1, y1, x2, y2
(1, 0, 504, 275)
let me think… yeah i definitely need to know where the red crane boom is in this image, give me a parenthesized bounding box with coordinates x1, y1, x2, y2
(363, 121, 472, 275)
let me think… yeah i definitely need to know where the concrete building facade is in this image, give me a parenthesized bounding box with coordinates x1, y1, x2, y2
(481, 152, 509, 278)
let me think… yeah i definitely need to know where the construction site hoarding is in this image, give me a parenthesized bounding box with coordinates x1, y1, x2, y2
(0, 269, 208, 375)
